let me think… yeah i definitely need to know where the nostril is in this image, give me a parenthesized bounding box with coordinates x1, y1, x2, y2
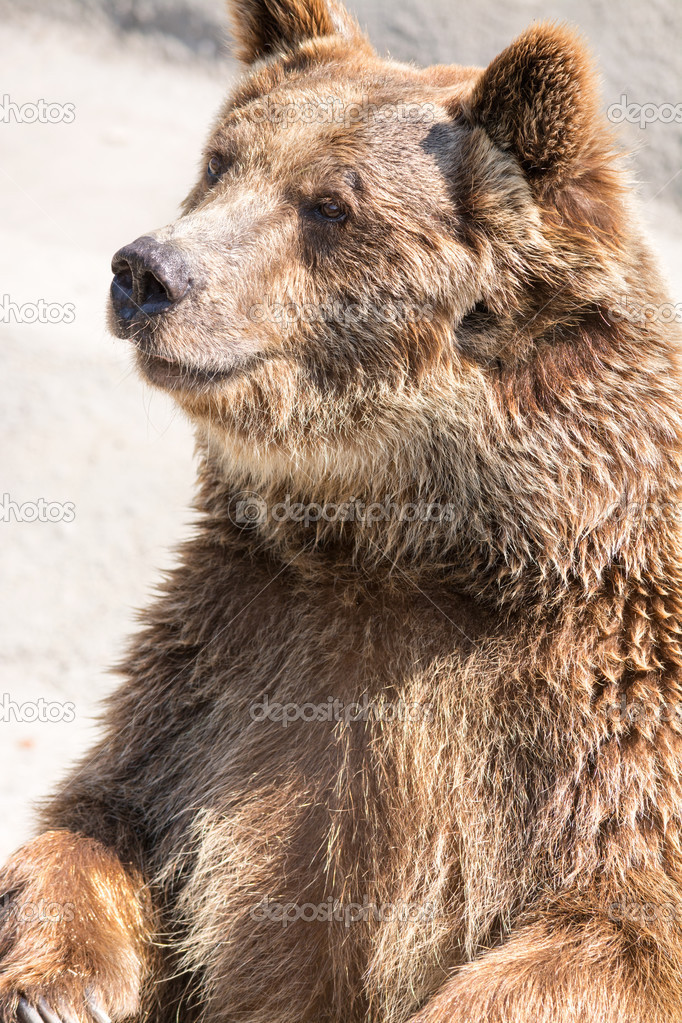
(112, 265, 133, 294)
(137, 270, 171, 309)
(111, 263, 135, 319)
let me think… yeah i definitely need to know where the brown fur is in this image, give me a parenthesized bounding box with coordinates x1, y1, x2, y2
(3, 2, 682, 1021)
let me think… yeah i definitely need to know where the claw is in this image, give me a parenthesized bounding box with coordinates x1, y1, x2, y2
(36, 1000, 62, 1023)
(17, 1001, 46, 1023)
(53, 1007, 78, 1023)
(14, 993, 110, 1023)
(84, 997, 110, 1023)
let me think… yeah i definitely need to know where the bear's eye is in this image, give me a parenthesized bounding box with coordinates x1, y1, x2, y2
(206, 156, 223, 185)
(314, 199, 348, 223)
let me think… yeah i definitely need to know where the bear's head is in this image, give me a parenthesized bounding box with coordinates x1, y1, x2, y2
(109, 0, 682, 601)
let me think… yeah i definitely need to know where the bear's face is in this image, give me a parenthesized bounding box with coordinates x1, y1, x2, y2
(110, 56, 510, 460)
(131, 69, 486, 389)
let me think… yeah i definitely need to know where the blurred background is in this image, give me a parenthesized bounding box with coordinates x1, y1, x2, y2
(0, 0, 680, 859)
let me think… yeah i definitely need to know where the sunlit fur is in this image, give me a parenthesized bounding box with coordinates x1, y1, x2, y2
(2, 3, 682, 1022)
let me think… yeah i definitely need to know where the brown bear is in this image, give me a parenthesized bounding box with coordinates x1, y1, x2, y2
(2, 1, 682, 1021)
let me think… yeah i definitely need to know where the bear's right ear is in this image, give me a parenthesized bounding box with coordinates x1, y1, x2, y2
(465, 23, 607, 193)
(227, 0, 361, 64)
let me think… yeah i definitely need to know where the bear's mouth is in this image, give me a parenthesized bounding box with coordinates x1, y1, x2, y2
(134, 349, 234, 392)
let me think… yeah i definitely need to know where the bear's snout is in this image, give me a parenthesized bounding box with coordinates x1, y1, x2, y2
(110, 235, 191, 323)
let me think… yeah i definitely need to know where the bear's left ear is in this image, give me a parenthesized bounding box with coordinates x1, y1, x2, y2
(465, 23, 606, 192)
(227, 0, 362, 65)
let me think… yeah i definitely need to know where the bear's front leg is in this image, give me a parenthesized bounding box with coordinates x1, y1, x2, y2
(0, 830, 152, 1023)
(408, 896, 682, 1023)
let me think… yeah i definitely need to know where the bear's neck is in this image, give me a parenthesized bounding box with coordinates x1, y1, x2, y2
(191, 443, 682, 615)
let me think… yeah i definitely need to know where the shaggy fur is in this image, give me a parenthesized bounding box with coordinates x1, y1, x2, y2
(2, 1, 682, 1021)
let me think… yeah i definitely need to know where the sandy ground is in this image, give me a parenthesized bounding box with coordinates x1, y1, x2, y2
(0, 7, 680, 861)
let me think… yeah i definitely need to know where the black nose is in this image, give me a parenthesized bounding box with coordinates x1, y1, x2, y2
(111, 236, 190, 320)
